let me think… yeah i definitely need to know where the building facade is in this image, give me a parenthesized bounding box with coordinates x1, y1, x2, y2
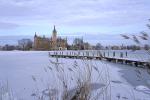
(34, 26, 67, 50)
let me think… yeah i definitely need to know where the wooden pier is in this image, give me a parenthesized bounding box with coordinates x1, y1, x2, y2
(49, 51, 150, 68)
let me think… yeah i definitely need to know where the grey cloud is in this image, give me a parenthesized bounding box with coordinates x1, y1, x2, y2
(0, 1, 39, 17)
(0, 0, 150, 29)
(62, 11, 150, 27)
(0, 22, 20, 29)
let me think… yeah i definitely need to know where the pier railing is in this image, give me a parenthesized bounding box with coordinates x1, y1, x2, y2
(49, 50, 150, 68)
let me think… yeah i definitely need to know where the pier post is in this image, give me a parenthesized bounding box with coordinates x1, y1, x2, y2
(120, 52, 123, 58)
(93, 52, 94, 57)
(113, 51, 115, 57)
(123, 60, 126, 64)
(115, 59, 118, 63)
(104, 52, 105, 57)
(126, 51, 128, 57)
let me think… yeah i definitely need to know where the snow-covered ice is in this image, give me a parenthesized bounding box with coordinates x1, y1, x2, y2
(0, 51, 150, 100)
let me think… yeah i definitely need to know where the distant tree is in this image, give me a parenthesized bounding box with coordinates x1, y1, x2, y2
(18, 39, 33, 50)
(83, 42, 90, 50)
(73, 38, 83, 45)
(73, 38, 84, 50)
(66, 44, 73, 50)
(95, 43, 103, 50)
(111, 45, 120, 50)
(105, 46, 109, 50)
(132, 45, 141, 50)
(2, 44, 16, 51)
(0, 46, 2, 50)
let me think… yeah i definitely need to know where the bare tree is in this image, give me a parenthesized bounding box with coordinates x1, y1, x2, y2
(95, 43, 103, 50)
(18, 39, 33, 50)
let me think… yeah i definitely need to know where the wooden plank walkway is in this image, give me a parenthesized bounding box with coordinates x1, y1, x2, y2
(49, 51, 150, 68)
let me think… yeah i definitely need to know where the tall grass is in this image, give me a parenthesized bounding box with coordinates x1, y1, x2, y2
(121, 28, 150, 74)
(0, 82, 15, 100)
(31, 57, 111, 100)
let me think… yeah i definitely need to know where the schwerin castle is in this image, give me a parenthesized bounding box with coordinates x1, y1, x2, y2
(34, 26, 67, 50)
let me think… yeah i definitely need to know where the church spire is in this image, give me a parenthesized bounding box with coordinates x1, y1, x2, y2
(34, 32, 37, 37)
(53, 25, 57, 33)
(52, 25, 57, 41)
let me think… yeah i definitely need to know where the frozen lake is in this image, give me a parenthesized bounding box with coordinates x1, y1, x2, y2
(0, 51, 150, 100)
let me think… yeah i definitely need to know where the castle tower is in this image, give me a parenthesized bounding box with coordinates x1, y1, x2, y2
(52, 25, 57, 50)
(34, 32, 37, 38)
(52, 25, 57, 41)
(34, 32, 37, 49)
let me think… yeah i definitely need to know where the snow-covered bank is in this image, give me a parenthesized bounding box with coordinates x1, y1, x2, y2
(0, 51, 150, 100)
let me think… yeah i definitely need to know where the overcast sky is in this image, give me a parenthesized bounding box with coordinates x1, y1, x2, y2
(0, 0, 150, 45)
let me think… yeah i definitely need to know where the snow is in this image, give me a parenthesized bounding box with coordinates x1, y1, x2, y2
(0, 51, 150, 100)
(135, 85, 150, 94)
